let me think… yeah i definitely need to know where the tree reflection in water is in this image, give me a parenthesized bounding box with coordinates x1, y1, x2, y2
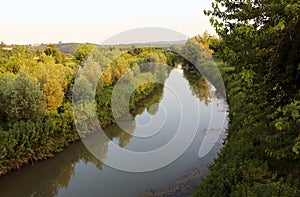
(0, 62, 220, 197)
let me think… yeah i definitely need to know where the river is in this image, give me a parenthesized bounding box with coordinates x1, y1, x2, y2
(0, 65, 227, 197)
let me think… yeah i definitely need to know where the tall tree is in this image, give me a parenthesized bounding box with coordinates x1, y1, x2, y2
(205, 0, 300, 102)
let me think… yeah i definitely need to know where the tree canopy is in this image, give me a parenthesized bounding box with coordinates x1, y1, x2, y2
(194, 0, 300, 196)
(0, 72, 45, 123)
(44, 44, 64, 64)
(73, 44, 96, 64)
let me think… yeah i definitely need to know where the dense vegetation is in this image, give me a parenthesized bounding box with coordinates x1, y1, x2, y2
(0, 44, 79, 175)
(193, 0, 300, 196)
(1, 2, 298, 196)
(0, 39, 220, 197)
(0, 43, 174, 175)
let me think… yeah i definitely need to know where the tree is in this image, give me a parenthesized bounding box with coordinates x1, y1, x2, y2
(182, 36, 208, 65)
(44, 44, 64, 64)
(193, 1, 300, 196)
(73, 44, 96, 64)
(0, 74, 13, 121)
(101, 65, 112, 85)
(3, 72, 45, 122)
(111, 56, 130, 82)
(33, 62, 71, 111)
(39, 53, 55, 64)
(205, 0, 300, 99)
(206, 0, 300, 138)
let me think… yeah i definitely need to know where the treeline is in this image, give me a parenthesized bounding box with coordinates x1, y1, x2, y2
(172, 32, 226, 98)
(0, 33, 225, 176)
(193, 0, 300, 196)
(0, 42, 174, 175)
(0, 44, 79, 175)
(73, 45, 173, 132)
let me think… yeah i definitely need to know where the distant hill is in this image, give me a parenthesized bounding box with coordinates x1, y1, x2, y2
(55, 43, 81, 54)
(23, 40, 187, 55)
(101, 40, 187, 47)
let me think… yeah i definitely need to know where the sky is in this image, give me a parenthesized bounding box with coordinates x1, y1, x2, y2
(0, 0, 215, 45)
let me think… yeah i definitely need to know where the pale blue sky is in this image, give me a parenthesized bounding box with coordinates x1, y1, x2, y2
(1, 0, 215, 44)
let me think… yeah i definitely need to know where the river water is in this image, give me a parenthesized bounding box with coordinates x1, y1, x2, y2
(0, 65, 227, 197)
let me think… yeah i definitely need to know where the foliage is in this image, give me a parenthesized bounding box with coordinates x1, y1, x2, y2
(73, 44, 96, 64)
(0, 46, 36, 74)
(193, 0, 300, 196)
(0, 72, 45, 123)
(37, 63, 72, 111)
(0, 104, 78, 175)
(44, 44, 64, 64)
(0, 41, 222, 182)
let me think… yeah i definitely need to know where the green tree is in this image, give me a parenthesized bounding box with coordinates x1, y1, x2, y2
(44, 44, 64, 64)
(182, 36, 207, 64)
(101, 65, 112, 85)
(73, 44, 96, 64)
(3, 72, 45, 122)
(39, 53, 56, 64)
(33, 62, 71, 111)
(111, 56, 131, 82)
(206, 0, 300, 156)
(193, 0, 300, 196)
(0, 74, 13, 121)
(205, 0, 300, 96)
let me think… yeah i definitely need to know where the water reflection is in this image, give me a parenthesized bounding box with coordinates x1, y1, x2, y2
(0, 65, 227, 197)
(0, 141, 101, 197)
(182, 63, 212, 105)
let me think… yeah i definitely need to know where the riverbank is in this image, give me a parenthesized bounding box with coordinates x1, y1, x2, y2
(192, 63, 300, 196)
(0, 81, 164, 176)
(0, 45, 175, 176)
(0, 64, 227, 197)
(141, 168, 202, 197)
(194, 1, 300, 195)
